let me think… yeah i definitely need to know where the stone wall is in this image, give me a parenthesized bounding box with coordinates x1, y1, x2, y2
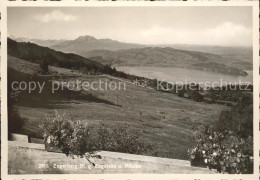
(8, 134, 214, 174)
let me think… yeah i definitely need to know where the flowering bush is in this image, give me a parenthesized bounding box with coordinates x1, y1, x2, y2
(188, 125, 253, 174)
(40, 111, 151, 166)
(40, 111, 101, 166)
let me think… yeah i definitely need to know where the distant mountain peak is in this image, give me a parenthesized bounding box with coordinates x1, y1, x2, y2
(9, 36, 66, 47)
(74, 35, 97, 42)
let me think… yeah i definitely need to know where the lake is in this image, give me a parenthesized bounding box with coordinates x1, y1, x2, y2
(116, 66, 253, 87)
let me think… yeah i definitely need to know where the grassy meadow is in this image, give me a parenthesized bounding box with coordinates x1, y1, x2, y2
(9, 56, 226, 160)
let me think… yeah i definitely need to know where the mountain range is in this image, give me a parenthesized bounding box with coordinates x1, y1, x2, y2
(10, 36, 66, 48)
(10, 35, 252, 76)
(51, 35, 145, 52)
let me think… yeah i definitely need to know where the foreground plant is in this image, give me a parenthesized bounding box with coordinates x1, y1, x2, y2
(188, 125, 253, 174)
(40, 111, 101, 166)
(89, 124, 152, 154)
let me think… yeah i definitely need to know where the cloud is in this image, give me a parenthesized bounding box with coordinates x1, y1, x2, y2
(199, 22, 252, 46)
(141, 22, 252, 46)
(205, 22, 251, 38)
(142, 25, 171, 37)
(34, 10, 77, 23)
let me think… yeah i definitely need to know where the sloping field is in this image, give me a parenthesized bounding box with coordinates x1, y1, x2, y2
(9, 56, 226, 160)
(8, 55, 83, 76)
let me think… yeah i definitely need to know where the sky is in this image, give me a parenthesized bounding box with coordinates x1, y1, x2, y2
(8, 6, 252, 47)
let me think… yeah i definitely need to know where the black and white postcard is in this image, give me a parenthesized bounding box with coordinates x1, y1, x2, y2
(0, 1, 259, 179)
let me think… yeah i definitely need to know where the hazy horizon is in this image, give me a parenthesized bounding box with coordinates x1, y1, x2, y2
(8, 34, 254, 48)
(8, 6, 253, 47)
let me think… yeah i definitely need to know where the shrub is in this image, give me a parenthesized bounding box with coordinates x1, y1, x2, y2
(188, 125, 253, 174)
(188, 92, 253, 174)
(88, 124, 151, 154)
(40, 111, 101, 166)
(8, 107, 26, 134)
(40, 112, 150, 165)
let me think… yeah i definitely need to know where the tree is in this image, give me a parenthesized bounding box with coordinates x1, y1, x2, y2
(188, 83, 203, 102)
(176, 85, 185, 97)
(216, 93, 253, 138)
(40, 59, 49, 74)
